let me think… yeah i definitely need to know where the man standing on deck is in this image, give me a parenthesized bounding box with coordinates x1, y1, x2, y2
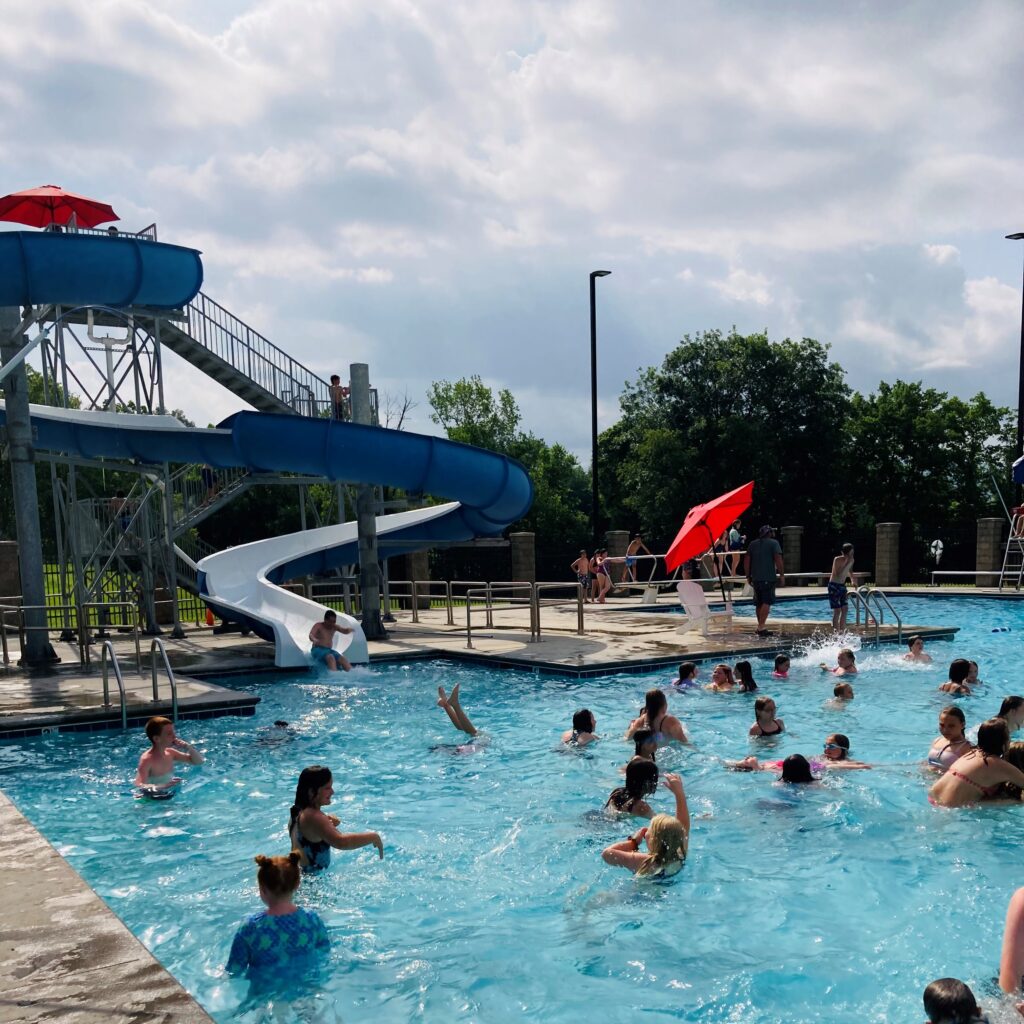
(744, 525, 785, 636)
(828, 543, 855, 632)
(625, 534, 652, 583)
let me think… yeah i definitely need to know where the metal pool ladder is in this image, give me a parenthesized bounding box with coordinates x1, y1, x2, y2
(101, 641, 128, 730)
(150, 637, 178, 723)
(856, 585, 903, 646)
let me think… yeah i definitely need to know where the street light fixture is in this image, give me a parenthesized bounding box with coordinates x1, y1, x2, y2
(1007, 233, 1024, 474)
(590, 270, 611, 543)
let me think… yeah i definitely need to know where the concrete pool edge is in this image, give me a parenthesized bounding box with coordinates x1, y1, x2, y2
(0, 790, 215, 1024)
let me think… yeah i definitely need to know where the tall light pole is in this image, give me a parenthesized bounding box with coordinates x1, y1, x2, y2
(1008, 233, 1024, 470)
(589, 270, 611, 543)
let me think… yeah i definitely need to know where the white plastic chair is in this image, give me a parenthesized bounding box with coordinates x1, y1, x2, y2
(676, 581, 733, 636)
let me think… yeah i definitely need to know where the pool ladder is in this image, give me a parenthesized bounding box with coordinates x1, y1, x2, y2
(850, 585, 902, 646)
(101, 637, 178, 731)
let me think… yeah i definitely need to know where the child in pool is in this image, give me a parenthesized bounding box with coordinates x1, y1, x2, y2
(820, 648, 857, 676)
(226, 852, 329, 983)
(922, 977, 987, 1024)
(562, 709, 598, 747)
(939, 659, 972, 696)
(135, 716, 203, 794)
(772, 654, 790, 679)
(749, 696, 784, 737)
(832, 681, 855, 702)
(670, 662, 699, 689)
(735, 660, 758, 692)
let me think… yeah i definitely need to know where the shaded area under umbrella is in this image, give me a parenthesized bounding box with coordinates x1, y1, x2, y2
(0, 185, 118, 229)
(664, 481, 755, 602)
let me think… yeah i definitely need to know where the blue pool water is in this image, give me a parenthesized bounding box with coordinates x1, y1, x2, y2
(4, 596, 1024, 1022)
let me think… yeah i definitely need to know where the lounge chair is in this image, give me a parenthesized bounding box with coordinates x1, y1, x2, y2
(676, 581, 733, 636)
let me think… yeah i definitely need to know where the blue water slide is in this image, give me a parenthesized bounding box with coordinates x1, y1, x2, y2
(0, 231, 203, 308)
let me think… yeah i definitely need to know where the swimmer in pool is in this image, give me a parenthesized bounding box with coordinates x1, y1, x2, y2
(832, 681, 855, 702)
(772, 654, 790, 679)
(135, 716, 203, 793)
(308, 609, 353, 672)
(601, 774, 690, 876)
(926, 706, 974, 772)
(704, 663, 737, 692)
(630, 729, 658, 763)
(562, 709, 598, 747)
(997, 696, 1024, 734)
(939, 659, 972, 696)
(625, 689, 689, 745)
(903, 634, 933, 664)
(820, 732, 871, 769)
(437, 683, 479, 736)
(670, 662, 699, 690)
(820, 648, 857, 676)
(928, 718, 1024, 807)
(749, 696, 784, 737)
(922, 977, 987, 1024)
(605, 757, 659, 818)
(729, 753, 819, 783)
(967, 660, 983, 687)
(288, 765, 384, 871)
(734, 660, 758, 692)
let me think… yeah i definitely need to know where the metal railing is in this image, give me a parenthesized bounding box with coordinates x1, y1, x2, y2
(149, 638, 178, 723)
(849, 590, 880, 645)
(858, 585, 903, 645)
(533, 582, 585, 639)
(100, 641, 128, 730)
(465, 583, 536, 648)
(82, 601, 141, 674)
(0, 602, 86, 666)
(168, 462, 251, 535)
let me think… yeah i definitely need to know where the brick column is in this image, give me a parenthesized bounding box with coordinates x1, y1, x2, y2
(780, 526, 803, 578)
(875, 522, 900, 587)
(510, 532, 536, 583)
(976, 518, 1004, 587)
(405, 550, 430, 609)
(606, 530, 629, 585)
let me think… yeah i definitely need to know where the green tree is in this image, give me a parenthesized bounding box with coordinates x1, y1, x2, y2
(427, 376, 520, 452)
(602, 329, 852, 545)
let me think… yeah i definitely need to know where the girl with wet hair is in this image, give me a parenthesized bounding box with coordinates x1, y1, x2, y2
(820, 733, 871, 769)
(929, 718, 1024, 807)
(562, 709, 598, 747)
(626, 688, 688, 744)
(705, 664, 737, 692)
(631, 729, 657, 762)
(734, 661, 758, 692)
(605, 757, 660, 818)
(288, 765, 384, 871)
(226, 852, 330, 979)
(939, 659, 972, 696)
(922, 977, 982, 1024)
(780, 754, 816, 784)
(602, 773, 690, 876)
(749, 696, 784, 737)
(998, 695, 1024, 733)
(927, 706, 973, 772)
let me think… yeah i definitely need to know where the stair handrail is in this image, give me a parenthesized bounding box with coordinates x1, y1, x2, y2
(848, 589, 880, 646)
(101, 640, 128, 730)
(149, 637, 178, 723)
(862, 586, 902, 645)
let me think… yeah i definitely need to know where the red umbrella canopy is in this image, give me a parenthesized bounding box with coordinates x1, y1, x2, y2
(0, 185, 119, 228)
(664, 481, 755, 572)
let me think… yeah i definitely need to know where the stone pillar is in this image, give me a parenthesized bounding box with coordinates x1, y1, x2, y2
(780, 526, 803, 578)
(606, 529, 629, 585)
(0, 540, 20, 599)
(976, 517, 1004, 587)
(405, 550, 431, 609)
(875, 522, 900, 587)
(510, 532, 536, 583)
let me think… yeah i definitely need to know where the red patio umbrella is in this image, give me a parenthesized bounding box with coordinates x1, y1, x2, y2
(664, 481, 755, 595)
(0, 185, 119, 228)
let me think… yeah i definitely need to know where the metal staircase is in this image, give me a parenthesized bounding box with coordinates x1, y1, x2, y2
(999, 513, 1024, 590)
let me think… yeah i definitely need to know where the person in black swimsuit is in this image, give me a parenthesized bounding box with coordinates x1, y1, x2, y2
(288, 765, 384, 871)
(605, 758, 659, 818)
(749, 696, 785, 737)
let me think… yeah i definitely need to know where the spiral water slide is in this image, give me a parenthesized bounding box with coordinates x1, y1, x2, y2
(0, 231, 533, 667)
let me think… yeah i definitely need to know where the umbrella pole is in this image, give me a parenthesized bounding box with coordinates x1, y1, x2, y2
(702, 521, 729, 605)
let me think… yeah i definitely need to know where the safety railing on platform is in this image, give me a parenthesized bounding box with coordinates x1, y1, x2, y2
(533, 583, 585, 639)
(849, 590, 880, 646)
(465, 583, 536, 648)
(149, 638, 178, 723)
(100, 641, 128, 730)
(858, 585, 903, 645)
(0, 602, 86, 666)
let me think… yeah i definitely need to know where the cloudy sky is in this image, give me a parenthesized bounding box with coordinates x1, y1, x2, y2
(2, 0, 1023, 459)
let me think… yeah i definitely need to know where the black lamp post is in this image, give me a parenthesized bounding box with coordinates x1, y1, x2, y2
(1008, 233, 1024, 468)
(590, 270, 611, 542)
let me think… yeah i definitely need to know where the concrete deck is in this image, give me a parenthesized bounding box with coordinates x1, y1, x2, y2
(0, 791, 214, 1024)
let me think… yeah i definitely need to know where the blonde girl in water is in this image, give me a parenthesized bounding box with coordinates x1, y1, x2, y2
(602, 774, 690, 877)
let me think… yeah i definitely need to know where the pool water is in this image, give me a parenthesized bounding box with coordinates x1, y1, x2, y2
(4, 596, 1024, 1022)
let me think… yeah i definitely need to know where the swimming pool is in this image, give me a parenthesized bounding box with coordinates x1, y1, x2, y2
(3, 595, 1024, 1023)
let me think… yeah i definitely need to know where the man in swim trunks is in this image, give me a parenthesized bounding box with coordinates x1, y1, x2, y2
(309, 610, 353, 671)
(744, 525, 784, 636)
(828, 543, 855, 631)
(625, 534, 652, 583)
(135, 716, 204, 793)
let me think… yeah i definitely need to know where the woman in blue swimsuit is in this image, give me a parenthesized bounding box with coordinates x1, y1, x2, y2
(288, 765, 384, 871)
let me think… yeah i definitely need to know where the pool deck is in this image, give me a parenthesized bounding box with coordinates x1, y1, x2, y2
(0, 584, 982, 1022)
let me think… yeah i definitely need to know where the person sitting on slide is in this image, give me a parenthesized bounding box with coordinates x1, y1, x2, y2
(135, 716, 204, 796)
(309, 609, 352, 671)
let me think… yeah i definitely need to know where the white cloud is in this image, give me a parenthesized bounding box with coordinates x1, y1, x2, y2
(708, 268, 774, 307)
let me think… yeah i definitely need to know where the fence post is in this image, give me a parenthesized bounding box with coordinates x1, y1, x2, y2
(406, 550, 431, 609)
(606, 530, 628, 585)
(875, 522, 901, 587)
(976, 517, 1004, 587)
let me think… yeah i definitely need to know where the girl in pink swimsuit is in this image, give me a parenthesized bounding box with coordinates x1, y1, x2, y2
(929, 718, 1024, 807)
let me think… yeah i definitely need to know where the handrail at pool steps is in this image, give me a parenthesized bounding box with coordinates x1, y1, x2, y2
(465, 583, 537, 648)
(860, 585, 902, 645)
(848, 589, 880, 645)
(533, 582, 585, 638)
(82, 601, 142, 674)
(100, 640, 128, 730)
(149, 637, 178, 724)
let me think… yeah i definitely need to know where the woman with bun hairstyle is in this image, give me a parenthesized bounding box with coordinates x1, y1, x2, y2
(226, 852, 330, 979)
